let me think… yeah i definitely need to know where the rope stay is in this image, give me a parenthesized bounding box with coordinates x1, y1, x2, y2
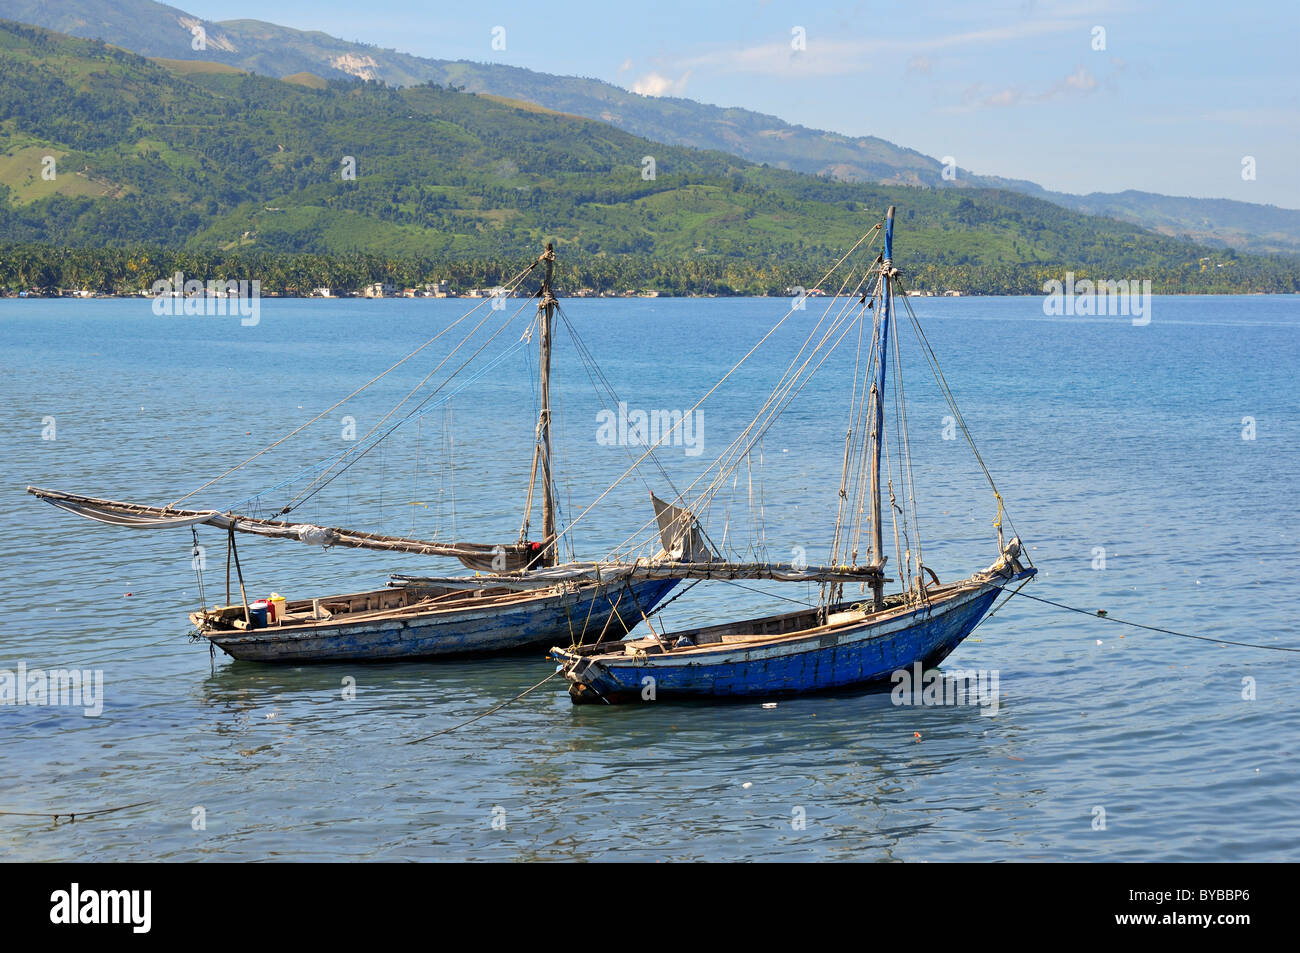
(535, 225, 885, 560)
(169, 256, 544, 509)
(894, 279, 1027, 565)
(283, 292, 537, 515)
(599, 258, 878, 564)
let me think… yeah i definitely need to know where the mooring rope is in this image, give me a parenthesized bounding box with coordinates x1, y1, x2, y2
(405, 671, 560, 744)
(0, 800, 154, 823)
(990, 584, 1300, 652)
(397, 576, 1297, 743)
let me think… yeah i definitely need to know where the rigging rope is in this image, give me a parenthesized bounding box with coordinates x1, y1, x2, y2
(556, 305, 683, 499)
(283, 294, 536, 513)
(223, 320, 531, 514)
(542, 225, 884, 558)
(642, 578, 702, 620)
(191, 527, 206, 612)
(168, 257, 542, 508)
(716, 578, 820, 609)
(603, 262, 875, 562)
(895, 280, 1027, 563)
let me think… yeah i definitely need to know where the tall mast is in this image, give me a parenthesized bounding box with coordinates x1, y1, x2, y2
(868, 206, 895, 609)
(537, 243, 558, 567)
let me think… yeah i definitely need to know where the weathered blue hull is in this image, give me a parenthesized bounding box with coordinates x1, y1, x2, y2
(555, 571, 1030, 702)
(201, 578, 679, 663)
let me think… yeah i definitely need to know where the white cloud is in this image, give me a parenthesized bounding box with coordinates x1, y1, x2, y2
(674, 16, 1089, 77)
(1064, 64, 1097, 91)
(629, 71, 691, 97)
(631, 71, 691, 97)
(942, 62, 1099, 114)
(1036, 64, 1098, 100)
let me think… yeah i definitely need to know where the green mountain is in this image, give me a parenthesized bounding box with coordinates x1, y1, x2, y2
(0, 19, 1295, 296)
(9, 0, 1300, 257)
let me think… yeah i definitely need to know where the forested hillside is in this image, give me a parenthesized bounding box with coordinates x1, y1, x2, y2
(0, 21, 1295, 295)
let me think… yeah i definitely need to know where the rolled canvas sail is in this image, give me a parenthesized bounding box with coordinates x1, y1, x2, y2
(26, 486, 540, 570)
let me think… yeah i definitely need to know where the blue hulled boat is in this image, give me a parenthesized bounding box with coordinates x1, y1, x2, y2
(554, 548, 1033, 702)
(546, 206, 1038, 702)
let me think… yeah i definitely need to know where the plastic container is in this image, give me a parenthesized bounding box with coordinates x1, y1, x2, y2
(268, 593, 287, 625)
(249, 600, 269, 629)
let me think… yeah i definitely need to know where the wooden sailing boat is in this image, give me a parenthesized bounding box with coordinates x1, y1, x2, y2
(545, 206, 1036, 701)
(27, 246, 679, 662)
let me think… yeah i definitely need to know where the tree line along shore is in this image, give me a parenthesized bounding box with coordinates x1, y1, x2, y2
(3, 245, 1295, 299)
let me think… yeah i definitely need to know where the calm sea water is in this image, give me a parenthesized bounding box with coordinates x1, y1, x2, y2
(1, 294, 1297, 862)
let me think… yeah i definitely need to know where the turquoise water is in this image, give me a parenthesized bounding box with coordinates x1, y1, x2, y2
(1, 294, 1297, 861)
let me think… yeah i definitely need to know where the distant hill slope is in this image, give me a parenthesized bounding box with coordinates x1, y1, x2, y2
(0, 19, 1294, 295)
(10, 0, 1300, 256)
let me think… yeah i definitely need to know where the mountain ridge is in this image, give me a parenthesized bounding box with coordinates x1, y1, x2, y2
(9, 0, 1300, 256)
(0, 17, 1295, 297)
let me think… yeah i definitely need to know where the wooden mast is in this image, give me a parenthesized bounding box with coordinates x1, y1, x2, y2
(868, 206, 895, 609)
(537, 243, 558, 567)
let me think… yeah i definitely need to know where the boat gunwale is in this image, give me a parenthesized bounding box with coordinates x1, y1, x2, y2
(190, 578, 619, 642)
(553, 568, 1032, 667)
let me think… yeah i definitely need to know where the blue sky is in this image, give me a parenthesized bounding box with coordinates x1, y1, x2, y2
(182, 0, 1300, 208)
